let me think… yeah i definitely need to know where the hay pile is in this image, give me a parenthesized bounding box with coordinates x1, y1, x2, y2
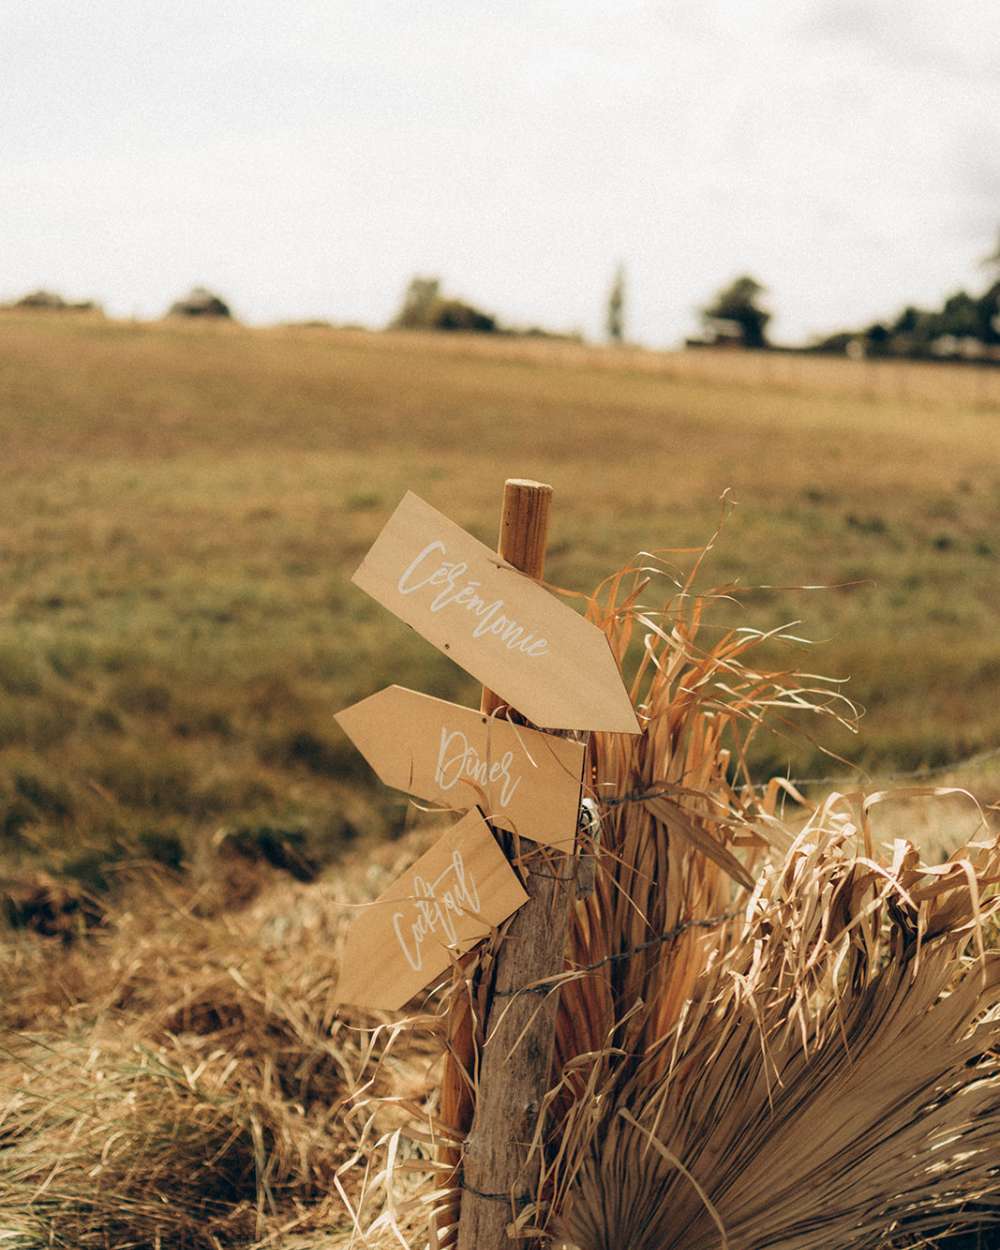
(0, 839, 440, 1248)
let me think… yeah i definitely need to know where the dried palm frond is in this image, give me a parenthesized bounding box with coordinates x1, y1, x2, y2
(556, 548, 837, 1080)
(551, 805, 1000, 1250)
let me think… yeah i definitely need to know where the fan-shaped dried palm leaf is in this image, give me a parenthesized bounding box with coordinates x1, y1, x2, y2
(551, 808, 1000, 1250)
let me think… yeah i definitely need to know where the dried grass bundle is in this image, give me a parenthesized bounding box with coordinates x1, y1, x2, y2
(556, 550, 849, 1082)
(423, 543, 1000, 1249)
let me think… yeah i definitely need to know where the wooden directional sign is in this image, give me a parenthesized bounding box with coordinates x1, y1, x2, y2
(351, 492, 640, 734)
(335, 685, 586, 850)
(335, 809, 529, 1011)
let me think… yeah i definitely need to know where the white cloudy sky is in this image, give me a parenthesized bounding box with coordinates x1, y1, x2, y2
(3, 1, 998, 345)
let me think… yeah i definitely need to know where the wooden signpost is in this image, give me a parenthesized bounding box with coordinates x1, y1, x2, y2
(335, 480, 637, 1250)
(334, 809, 529, 1011)
(351, 490, 640, 735)
(335, 685, 586, 850)
(452, 481, 580, 1250)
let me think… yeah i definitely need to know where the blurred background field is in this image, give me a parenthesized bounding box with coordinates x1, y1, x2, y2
(1, 309, 997, 890)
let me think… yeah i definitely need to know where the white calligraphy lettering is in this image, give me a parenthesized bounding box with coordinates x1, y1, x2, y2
(434, 728, 522, 810)
(396, 538, 550, 657)
(392, 850, 483, 972)
(397, 541, 447, 595)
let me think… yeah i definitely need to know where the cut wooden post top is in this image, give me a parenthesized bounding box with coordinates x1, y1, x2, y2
(482, 479, 552, 718)
(496, 479, 552, 578)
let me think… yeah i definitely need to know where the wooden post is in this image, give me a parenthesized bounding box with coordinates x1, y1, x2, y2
(454, 479, 578, 1250)
(481, 481, 552, 716)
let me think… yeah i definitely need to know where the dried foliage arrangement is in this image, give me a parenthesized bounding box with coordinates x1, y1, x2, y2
(379, 540, 1000, 1249)
(551, 802, 1000, 1250)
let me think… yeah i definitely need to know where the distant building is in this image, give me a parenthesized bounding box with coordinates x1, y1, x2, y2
(931, 335, 986, 360)
(685, 317, 745, 349)
(167, 287, 232, 319)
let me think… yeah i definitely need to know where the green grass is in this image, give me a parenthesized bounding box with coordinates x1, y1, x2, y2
(1, 312, 998, 883)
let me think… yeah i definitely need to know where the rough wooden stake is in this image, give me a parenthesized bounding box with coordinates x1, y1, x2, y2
(455, 479, 577, 1250)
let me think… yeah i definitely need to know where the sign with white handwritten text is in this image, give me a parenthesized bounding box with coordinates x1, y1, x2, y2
(351, 492, 640, 734)
(335, 685, 585, 849)
(334, 809, 529, 1011)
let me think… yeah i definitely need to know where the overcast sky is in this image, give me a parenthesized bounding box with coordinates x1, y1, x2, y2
(3, 1, 998, 345)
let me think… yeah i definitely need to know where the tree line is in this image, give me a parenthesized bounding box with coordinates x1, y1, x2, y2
(813, 273, 1000, 360)
(394, 237, 1000, 363)
(7, 231, 999, 361)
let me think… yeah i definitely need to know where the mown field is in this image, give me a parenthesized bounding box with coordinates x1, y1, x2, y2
(1, 311, 999, 889)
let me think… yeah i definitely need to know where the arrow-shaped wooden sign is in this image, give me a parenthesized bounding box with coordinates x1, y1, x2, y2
(335, 685, 586, 850)
(335, 809, 529, 1011)
(351, 492, 640, 734)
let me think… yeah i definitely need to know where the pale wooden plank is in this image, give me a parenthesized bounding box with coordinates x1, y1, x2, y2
(334, 810, 529, 1012)
(351, 491, 640, 734)
(335, 685, 585, 850)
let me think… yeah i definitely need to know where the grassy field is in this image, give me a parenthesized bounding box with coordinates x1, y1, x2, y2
(1, 311, 999, 887)
(2, 311, 1000, 1249)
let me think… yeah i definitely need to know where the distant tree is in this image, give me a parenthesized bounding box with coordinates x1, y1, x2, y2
(392, 276, 497, 333)
(168, 287, 231, 318)
(811, 330, 855, 355)
(606, 263, 626, 343)
(939, 290, 979, 339)
(15, 289, 67, 310)
(863, 322, 892, 356)
(702, 275, 770, 348)
(10, 289, 99, 313)
(813, 233, 1000, 358)
(976, 280, 1000, 344)
(892, 305, 921, 336)
(889, 305, 939, 356)
(426, 298, 497, 333)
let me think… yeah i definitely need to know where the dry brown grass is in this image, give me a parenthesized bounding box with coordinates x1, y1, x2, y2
(2, 755, 997, 1247)
(2, 309, 999, 902)
(328, 328, 1000, 413)
(0, 835, 445, 1248)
